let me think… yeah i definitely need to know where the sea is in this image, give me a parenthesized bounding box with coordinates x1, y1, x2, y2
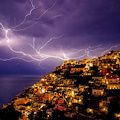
(0, 75, 43, 108)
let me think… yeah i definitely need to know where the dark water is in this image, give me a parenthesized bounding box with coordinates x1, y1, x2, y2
(0, 76, 42, 108)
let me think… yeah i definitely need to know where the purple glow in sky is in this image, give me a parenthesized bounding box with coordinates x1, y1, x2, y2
(0, 0, 120, 75)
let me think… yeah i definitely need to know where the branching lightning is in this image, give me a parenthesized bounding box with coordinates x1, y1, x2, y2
(0, 0, 120, 66)
(101, 44, 120, 56)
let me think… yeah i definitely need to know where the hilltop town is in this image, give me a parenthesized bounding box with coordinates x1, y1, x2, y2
(0, 50, 120, 120)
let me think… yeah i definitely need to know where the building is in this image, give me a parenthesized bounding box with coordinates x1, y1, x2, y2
(102, 74, 120, 85)
(92, 88, 104, 96)
(64, 60, 77, 65)
(70, 64, 85, 74)
(107, 84, 120, 89)
(79, 85, 89, 92)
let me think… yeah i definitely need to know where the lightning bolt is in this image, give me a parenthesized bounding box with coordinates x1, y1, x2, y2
(63, 45, 102, 60)
(0, 0, 65, 63)
(0, 57, 34, 62)
(0, 0, 120, 66)
(12, 0, 62, 32)
(38, 35, 63, 52)
(12, 0, 42, 30)
(0, 23, 11, 43)
(101, 44, 120, 56)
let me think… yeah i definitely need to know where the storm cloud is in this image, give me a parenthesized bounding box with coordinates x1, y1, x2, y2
(0, 0, 120, 75)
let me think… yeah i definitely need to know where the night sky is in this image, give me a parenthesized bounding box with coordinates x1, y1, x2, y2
(0, 0, 120, 75)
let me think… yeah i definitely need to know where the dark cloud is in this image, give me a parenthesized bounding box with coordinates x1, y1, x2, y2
(0, 0, 120, 75)
(14, 23, 49, 37)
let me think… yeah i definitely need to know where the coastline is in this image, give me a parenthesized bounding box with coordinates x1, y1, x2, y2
(0, 50, 120, 120)
(0, 75, 43, 108)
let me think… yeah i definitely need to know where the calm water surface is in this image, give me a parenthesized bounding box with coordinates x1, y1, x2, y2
(0, 76, 42, 108)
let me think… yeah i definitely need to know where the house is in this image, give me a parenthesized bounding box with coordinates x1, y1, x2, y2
(103, 78, 119, 85)
(82, 59, 91, 63)
(107, 84, 120, 89)
(73, 94, 83, 104)
(14, 98, 30, 106)
(70, 68, 83, 74)
(79, 85, 89, 92)
(58, 96, 64, 105)
(85, 62, 93, 69)
(44, 92, 52, 102)
(92, 77, 102, 84)
(64, 60, 77, 65)
(54, 104, 67, 111)
(92, 88, 104, 96)
(55, 65, 63, 70)
(100, 68, 112, 76)
(83, 71, 92, 76)
(102, 74, 120, 85)
(78, 60, 85, 65)
(91, 58, 98, 66)
(70, 64, 85, 74)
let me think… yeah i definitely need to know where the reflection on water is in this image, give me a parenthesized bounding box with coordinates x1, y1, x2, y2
(0, 76, 42, 108)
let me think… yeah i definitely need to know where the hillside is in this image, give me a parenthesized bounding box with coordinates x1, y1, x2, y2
(0, 50, 120, 120)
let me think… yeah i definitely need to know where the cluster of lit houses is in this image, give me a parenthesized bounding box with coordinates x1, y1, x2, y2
(3, 50, 120, 120)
